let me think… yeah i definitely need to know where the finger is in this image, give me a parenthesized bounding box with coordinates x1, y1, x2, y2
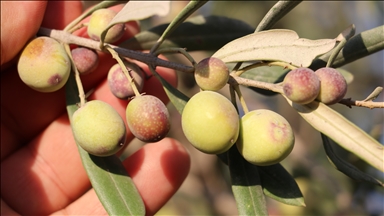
(41, 1, 83, 30)
(124, 138, 190, 215)
(54, 138, 190, 216)
(0, 1, 47, 65)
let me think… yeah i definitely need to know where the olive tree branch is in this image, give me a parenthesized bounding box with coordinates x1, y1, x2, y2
(37, 27, 194, 73)
(338, 86, 384, 109)
(339, 99, 384, 109)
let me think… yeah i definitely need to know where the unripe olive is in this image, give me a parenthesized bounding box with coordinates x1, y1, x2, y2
(72, 100, 127, 157)
(237, 109, 294, 166)
(194, 57, 229, 91)
(71, 47, 99, 75)
(17, 37, 71, 92)
(107, 62, 144, 100)
(87, 8, 125, 43)
(283, 67, 320, 104)
(181, 91, 239, 154)
(126, 95, 170, 142)
(315, 67, 347, 105)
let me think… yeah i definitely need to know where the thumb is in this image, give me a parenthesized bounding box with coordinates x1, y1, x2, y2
(0, 1, 47, 65)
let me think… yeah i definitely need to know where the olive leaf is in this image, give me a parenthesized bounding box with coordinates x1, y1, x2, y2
(100, 1, 171, 44)
(66, 72, 145, 215)
(258, 164, 306, 207)
(311, 25, 384, 69)
(228, 146, 268, 216)
(321, 133, 383, 187)
(149, 0, 208, 53)
(239, 65, 288, 84)
(255, 0, 303, 32)
(212, 29, 337, 67)
(120, 15, 254, 51)
(285, 98, 384, 172)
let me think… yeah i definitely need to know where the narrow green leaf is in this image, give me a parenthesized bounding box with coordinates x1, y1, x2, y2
(285, 98, 384, 172)
(150, 0, 208, 52)
(238, 65, 288, 96)
(120, 15, 254, 51)
(255, 0, 302, 32)
(321, 133, 384, 187)
(311, 25, 384, 69)
(239, 65, 288, 84)
(100, 1, 171, 44)
(228, 146, 268, 215)
(212, 29, 337, 67)
(258, 164, 306, 207)
(66, 72, 145, 215)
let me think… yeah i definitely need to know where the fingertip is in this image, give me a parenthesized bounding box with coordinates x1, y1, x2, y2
(41, 1, 83, 29)
(123, 138, 190, 215)
(0, 1, 47, 65)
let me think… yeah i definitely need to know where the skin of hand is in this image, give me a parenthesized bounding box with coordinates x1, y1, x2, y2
(0, 1, 190, 215)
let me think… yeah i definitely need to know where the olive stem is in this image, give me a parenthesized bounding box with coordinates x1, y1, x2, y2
(68, 23, 88, 34)
(233, 84, 249, 114)
(153, 47, 197, 68)
(338, 98, 384, 109)
(106, 46, 141, 97)
(37, 27, 195, 73)
(63, 43, 86, 107)
(229, 84, 239, 113)
(326, 24, 356, 68)
(338, 87, 384, 109)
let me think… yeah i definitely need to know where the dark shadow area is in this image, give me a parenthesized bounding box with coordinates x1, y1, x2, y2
(258, 163, 303, 199)
(121, 15, 254, 51)
(292, 100, 320, 114)
(228, 145, 262, 186)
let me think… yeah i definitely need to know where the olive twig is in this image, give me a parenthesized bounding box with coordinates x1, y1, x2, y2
(338, 86, 384, 109)
(326, 24, 356, 68)
(153, 47, 197, 68)
(232, 84, 249, 114)
(338, 98, 384, 109)
(363, 87, 383, 102)
(63, 43, 86, 107)
(229, 84, 239, 113)
(37, 27, 194, 73)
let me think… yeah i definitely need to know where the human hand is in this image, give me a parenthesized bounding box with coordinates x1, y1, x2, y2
(0, 1, 190, 215)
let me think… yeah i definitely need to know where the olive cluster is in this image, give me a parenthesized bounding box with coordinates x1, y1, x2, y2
(283, 67, 348, 105)
(16, 8, 171, 157)
(182, 57, 295, 166)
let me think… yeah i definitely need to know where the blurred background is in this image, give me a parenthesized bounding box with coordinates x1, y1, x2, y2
(84, 1, 384, 215)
